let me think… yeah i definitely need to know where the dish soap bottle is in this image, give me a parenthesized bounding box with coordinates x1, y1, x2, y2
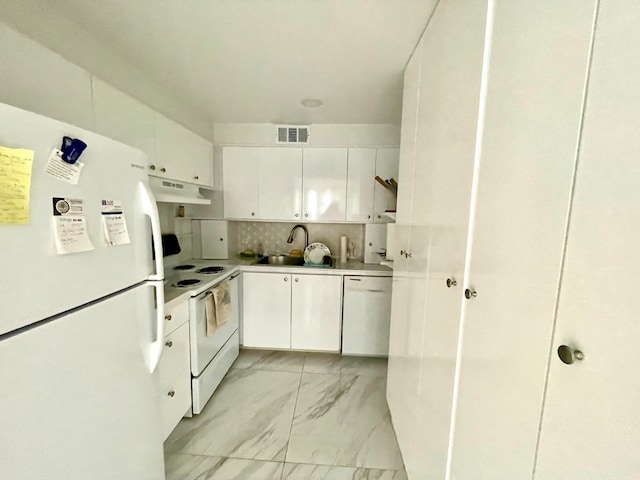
(257, 242, 264, 256)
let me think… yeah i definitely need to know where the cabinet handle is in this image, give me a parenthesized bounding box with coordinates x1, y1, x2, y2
(165, 341, 173, 348)
(464, 288, 477, 299)
(446, 278, 457, 288)
(558, 345, 585, 365)
(367, 215, 371, 219)
(194, 176, 199, 180)
(149, 164, 156, 170)
(251, 212, 255, 216)
(284, 277, 288, 282)
(305, 213, 309, 218)
(160, 167, 166, 173)
(167, 390, 175, 397)
(378, 215, 382, 219)
(295, 213, 299, 217)
(164, 314, 172, 321)
(220, 238, 224, 241)
(294, 278, 299, 282)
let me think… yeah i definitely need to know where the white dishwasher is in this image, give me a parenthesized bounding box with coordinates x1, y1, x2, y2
(342, 276, 392, 356)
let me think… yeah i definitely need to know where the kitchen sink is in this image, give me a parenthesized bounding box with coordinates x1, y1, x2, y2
(255, 255, 305, 266)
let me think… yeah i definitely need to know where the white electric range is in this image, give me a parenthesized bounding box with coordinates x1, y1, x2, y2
(164, 260, 241, 415)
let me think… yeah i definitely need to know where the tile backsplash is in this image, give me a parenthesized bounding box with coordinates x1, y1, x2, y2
(235, 222, 365, 260)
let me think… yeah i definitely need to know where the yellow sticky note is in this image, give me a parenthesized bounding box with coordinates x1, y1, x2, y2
(0, 146, 34, 224)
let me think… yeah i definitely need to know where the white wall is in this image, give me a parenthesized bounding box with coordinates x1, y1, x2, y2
(214, 123, 401, 147)
(0, 18, 212, 140)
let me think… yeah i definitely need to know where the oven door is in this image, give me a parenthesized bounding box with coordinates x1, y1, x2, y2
(189, 280, 239, 376)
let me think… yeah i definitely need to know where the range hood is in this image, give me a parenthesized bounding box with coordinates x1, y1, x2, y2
(148, 176, 211, 205)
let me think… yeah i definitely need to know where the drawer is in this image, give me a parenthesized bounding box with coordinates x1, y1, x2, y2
(158, 322, 190, 390)
(159, 371, 191, 441)
(164, 299, 189, 336)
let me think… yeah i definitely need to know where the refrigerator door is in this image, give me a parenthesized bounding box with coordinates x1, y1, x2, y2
(0, 283, 165, 480)
(0, 103, 163, 335)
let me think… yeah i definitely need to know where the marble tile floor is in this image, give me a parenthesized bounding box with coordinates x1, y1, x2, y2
(164, 350, 406, 480)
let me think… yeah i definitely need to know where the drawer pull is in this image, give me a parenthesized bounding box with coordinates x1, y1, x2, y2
(165, 341, 173, 348)
(167, 390, 175, 397)
(165, 314, 172, 321)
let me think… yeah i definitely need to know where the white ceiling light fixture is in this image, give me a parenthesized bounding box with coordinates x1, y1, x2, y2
(301, 98, 323, 108)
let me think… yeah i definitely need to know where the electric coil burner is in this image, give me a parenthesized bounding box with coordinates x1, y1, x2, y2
(172, 279, 202, 288)
(174, 264, 196, 271)
(196, 266, 225, 275)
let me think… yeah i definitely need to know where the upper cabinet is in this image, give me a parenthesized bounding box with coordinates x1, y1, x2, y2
(373, 148, 399, 222)
(259, 147, 303, 221)
(222, 146, 398, 223)
(302, 148, 348, 222)
(92, 79, 214, 188)
(92, 78, 156, 161)
(223, 147, 260, 219)
(155, 114, 213, 187)
(346, 148, 376, 222)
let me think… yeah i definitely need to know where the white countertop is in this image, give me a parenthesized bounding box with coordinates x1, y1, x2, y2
(163, 257, 392, 308)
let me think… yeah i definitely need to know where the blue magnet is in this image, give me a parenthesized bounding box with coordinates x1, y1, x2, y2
(60, 136, 87, 164)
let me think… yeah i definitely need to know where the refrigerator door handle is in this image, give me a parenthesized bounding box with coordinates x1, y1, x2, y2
(149, 280, 165, 373)
(138, 181, 164, 281)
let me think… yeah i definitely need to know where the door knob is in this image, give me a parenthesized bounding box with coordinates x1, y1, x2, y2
(464, 288, 477, 299)
(446, 278, 457, 288)
(167, 390, 175, 397)
(284, 277, 288, 282)
(165, 341, 173, 348)
(558, 345, 584, 364)
(149, 164, 156, 170)
(164, 314, 172, 321)
(294, 278, 299, 282)
(160, 167, 166, 173)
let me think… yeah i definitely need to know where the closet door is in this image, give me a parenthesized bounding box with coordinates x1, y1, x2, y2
(535, 3, 640, 478)
(386, 36, 422, 466)
(448, 2, 598, 480)
(411, 0, 488, 478)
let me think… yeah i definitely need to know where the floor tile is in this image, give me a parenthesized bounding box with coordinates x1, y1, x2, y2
(303, 353, 388, 377)
(286, 373, 403, 470)
(233, 349, 306, 373)
(282, 463, 407, 479)
(165, 453, 284, 480)
(165, 369, 300, 462)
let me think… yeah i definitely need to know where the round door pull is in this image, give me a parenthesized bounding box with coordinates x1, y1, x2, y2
(284, 277, 288, 282)
(160, 167, 166, 173)
(305, 214, 309, 218)
(219, 238, 224, 241)
(446, 278, 457, 288)
(367, 215, 371, 219)
(295, 213, 299, 217)
(464, 288, 477, 299)
(164, 314, 172, 321)
(167, 390, 175, 397)
(251, 212, 256, 216)
(558, 345, 584, 365)
(149, 164, 156, 170)
(165, 341, 173, 348)
(294, 278, 299, 282)
(194, 176, 199, 180)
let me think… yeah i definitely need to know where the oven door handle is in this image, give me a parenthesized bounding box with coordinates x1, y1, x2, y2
(197, 290, 213, 301)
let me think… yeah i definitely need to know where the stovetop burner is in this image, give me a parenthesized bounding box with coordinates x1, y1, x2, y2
(172, 278, 202, 288)
(196, 266, 225, 274)
(174, 264, 196, 271)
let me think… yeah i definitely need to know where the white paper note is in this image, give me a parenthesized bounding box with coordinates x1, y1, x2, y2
(52, 197, 94, 255)
(101, 199, 130, 246)
(45, 149, 84, 184)
(0, 146, 34, 224)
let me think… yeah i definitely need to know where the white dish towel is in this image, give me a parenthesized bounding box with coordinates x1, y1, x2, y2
(205, 280, 232, 337)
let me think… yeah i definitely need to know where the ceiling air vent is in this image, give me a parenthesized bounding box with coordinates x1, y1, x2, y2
(277, 126, 309, 144)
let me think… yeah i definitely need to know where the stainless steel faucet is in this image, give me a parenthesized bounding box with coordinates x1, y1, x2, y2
(287, 224, 309, 250)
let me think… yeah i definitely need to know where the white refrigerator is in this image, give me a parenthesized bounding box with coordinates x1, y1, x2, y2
(0, 103, 167, 479)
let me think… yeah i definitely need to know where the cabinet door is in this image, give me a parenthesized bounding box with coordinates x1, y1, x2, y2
(449, 2, 597, 480)
(92, 79, 156, 165)
(258, 147, 303, 220)
(345, 148, 376, 222)
(155, 114, 213, 186)
(535, 3, 640, 479)
(302, 148, 348, 222)
(290, 274, 341, 351)
(373, 148, 399, 223)
(222, 147, 260, 219)
(387, 36, 422, 471)
(242, 273, 291, 349)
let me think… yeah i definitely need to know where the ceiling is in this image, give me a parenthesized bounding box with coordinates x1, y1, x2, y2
(41, 0, 437, 125)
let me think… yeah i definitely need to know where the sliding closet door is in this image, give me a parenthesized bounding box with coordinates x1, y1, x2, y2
(535, 2, 640, 478)
(448, 1, 598, 479)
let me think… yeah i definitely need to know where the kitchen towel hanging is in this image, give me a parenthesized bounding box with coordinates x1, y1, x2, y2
(205, 281, 232, 337)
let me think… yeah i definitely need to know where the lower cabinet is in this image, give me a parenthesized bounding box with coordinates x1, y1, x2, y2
(242, 272, 342, 352)
(156, 301, 191, 440)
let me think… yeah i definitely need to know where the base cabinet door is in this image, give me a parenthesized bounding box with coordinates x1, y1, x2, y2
(291, 274, 341, 352)
(242, 272, 291, 349)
